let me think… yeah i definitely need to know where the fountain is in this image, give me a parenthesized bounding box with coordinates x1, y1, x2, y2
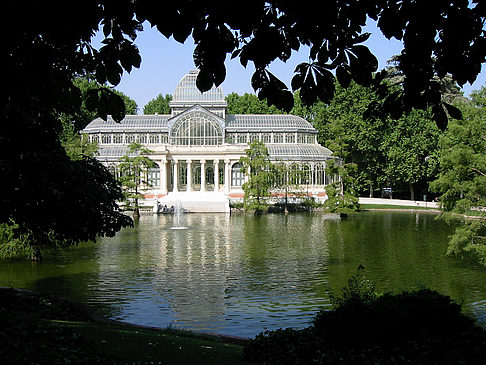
(170, 200, 188, 230)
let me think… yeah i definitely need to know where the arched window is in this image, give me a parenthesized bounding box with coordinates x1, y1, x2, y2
(314, 163, 325, 185)
(170, 112, 223, 146)
(231, 162, 244, 187)
(289, 163, 300, 185)
(301, 164, 311, 185)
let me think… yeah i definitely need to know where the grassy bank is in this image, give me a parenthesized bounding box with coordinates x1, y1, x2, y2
(0, 287, 252, 364)
(360, 204, 440, 211)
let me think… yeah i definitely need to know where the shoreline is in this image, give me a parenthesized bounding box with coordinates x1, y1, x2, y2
(0, 286, 249, 344)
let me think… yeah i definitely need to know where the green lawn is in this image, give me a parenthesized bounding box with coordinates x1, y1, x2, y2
(360, 204, 440, 211)
(0, 287, 253, 364)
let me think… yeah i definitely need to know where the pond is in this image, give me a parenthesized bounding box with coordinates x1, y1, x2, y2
(1, 211, 486, 338)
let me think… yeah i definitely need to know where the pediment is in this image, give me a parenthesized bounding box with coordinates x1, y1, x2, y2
(167, 105, 226, 132)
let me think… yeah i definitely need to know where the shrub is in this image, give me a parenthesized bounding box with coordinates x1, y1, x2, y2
(244, 269, 486, 364)
(0, 221, 34, 260)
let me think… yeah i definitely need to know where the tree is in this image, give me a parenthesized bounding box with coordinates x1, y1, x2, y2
(315, 82, 387, 197)
(118, 143, 156, 218)
(226, 92, 282, 114)
(143, 93, 172, 114)
(382, 109, 441, 200)
(114, 89, 139, 115)
(430, 87, 486, 265)
(59, 77, 137, 160)
(240, 140, 274, 214)
(323, 160, 360, 214)
(272, 162, 305, 214)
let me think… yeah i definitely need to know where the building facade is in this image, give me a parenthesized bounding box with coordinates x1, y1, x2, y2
(82, 70, 337, 206)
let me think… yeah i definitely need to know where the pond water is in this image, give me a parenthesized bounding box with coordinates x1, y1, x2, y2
(1, 211, 486, 338)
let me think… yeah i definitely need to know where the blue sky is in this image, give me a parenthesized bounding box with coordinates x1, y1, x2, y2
(105, 20, 485, 113)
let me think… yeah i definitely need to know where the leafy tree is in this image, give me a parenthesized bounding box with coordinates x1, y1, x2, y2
(316, 82, 386, 197)
(383, 109, 441, 200)
(226, 92, 282, 114)
(430, 87, 486, 264)
(59, 119, 99, 161)
(114, 89, 138, 115)
(240, 140, 274, 214)
(59, 77, 137, 159)
(118, 143, 156, 218)
(272, 162, 305, 214)
(323, 160, 360, 213)
(143, 93, 172, 114)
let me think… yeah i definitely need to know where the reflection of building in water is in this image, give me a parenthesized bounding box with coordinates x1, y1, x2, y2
(151, 214, 237, 331)
(82, 69, 339, 209)
(93, 214, 332, 336)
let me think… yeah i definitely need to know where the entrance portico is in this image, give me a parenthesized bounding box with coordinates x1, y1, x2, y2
(153, 156, 244, 195)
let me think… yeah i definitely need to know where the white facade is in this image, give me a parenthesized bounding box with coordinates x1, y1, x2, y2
(82, 70, 337, 203)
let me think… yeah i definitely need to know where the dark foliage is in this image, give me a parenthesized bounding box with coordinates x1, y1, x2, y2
(0, 288, 106, 364)
(244, 288, 486, 364)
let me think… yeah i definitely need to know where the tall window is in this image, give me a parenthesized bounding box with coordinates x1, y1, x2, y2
(170, 112, 223, 146)
(102, 134, 112, 144)
(231, 162, 244, 187)
(147, 163, 160, 187)
(314, 163, 325, 185)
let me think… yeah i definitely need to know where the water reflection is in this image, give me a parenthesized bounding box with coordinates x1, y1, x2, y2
(1, 211, 485, 337)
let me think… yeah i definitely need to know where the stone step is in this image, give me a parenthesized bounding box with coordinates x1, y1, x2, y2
(154, 192, 230, 213)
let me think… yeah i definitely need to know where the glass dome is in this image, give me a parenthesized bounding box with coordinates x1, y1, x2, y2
(172, 69, 225, 103)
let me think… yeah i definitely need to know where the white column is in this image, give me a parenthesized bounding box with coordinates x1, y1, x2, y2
(173, 160, 179, 192)
(186, 159, 192, 192)
(310, 162, 315, 186)
(214, 160, 219, 192)
(200, 159, 206, 192)
(160, 160, 167, 194)
(224, 159, 231, 194)
(323, 162, 327, 186)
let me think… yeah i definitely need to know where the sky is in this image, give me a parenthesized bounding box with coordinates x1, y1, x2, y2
(102, 20, 486, 113)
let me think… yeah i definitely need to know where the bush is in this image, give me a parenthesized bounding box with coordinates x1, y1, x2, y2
(0, 221, 34, 260)
(244, 270, 486, 364)
(323, 184, 360, 213)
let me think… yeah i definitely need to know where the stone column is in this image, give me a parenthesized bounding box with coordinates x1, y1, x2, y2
(214, 160, 219, 192)
(173, 160, 179, 192)
(160, 160, 167, 194)
(186, 159, 192, 192)
(200, 159, 206, 192)
(224, 159, 231, 194)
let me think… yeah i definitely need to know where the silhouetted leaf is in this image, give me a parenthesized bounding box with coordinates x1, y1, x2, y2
(353, 32, 371, 44)
(433, 104, 448, 131)
(196, 68, 214, 92)
(336, 65, 352, 88)
(443, 102, 462, 120)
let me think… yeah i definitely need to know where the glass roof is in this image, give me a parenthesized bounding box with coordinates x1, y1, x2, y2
(267, 144, 333, 161)
(84, 115, 170, 132)
(97, 145, 130, 159)
(97, 144, 332, 161)
(226, 114, 315, 131)
(84, 112, 317, 133)
(172, 69, 225, 103)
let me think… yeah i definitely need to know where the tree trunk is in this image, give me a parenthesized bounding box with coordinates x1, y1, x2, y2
(410, 182, 415, 201)
(31, 247, 42, 262)
(369, 182, 374, 198)
(284, 187, 289, 214)
(133, 198, 140, 219)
